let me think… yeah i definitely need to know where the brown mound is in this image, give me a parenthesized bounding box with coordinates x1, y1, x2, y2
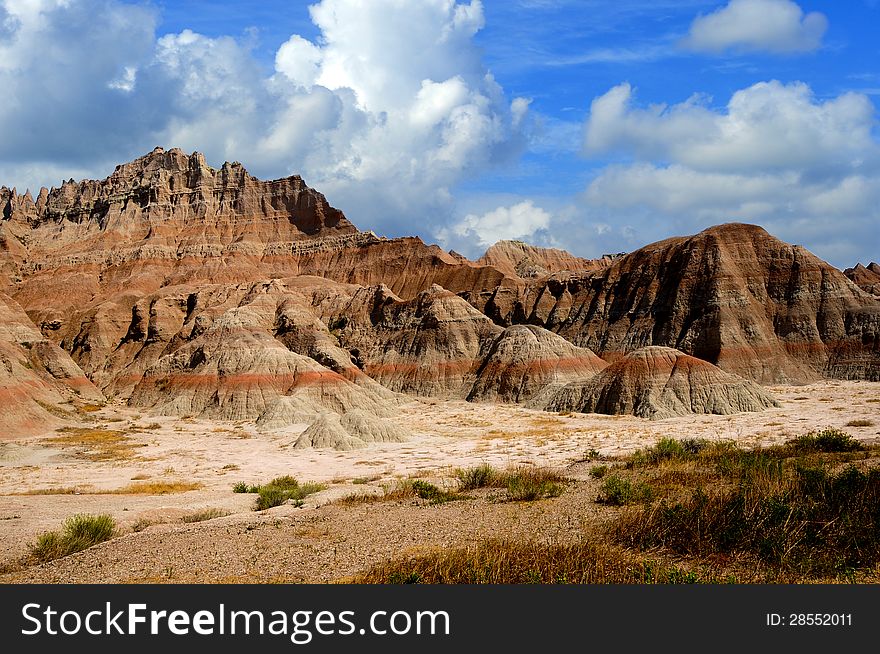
(532, 346, 779, 420)
(293, 413, 367, 451)
(467, 325, 607, 403)
(128, 284, 394, 423)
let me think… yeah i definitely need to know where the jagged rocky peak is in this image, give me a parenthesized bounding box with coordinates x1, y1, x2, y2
(476, 239, 611, 278)
(844, 262, 880, 295)
(1, 146, 358, 238)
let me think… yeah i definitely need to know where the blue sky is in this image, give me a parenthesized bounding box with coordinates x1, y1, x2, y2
(1, 0, 878, 267)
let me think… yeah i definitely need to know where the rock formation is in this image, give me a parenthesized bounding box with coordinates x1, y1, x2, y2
(293, 413, 367, 451)
(467, 325, 607, 403)
(290, 410, 409, 450)
(476, 240, 610, 278)
(0, 292, 103, 435)
(845, 263, 880, 296)
(1, 150, 879, 437)
(470, 224, 880, 383)
(320, 284, 504, 397)
(531, 346, 779, 419)
(126, 279, 397, 424)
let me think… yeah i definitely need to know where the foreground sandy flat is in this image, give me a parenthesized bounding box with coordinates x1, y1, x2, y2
(1, 380, 877, 582)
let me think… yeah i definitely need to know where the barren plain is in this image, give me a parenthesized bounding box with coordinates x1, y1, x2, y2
(1, 379, 877, 583)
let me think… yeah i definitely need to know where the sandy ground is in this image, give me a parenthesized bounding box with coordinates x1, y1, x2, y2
(0, 379, 877, 581)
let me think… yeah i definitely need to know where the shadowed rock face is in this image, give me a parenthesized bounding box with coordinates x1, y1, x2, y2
(321, 284, 504, 398)
(471, 224, 880, 383)
(531, 346, 779, 420)
(468, 325, 607, 403)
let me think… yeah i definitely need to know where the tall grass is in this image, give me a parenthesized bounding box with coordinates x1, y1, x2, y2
(354, 539, 729, 584)
(611, 431, 880, 575)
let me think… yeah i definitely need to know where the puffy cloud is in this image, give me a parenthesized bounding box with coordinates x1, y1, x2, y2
(437, 200, 553, 254)
(682, 0, 827, 54)
(580, 80, 880, 268)
(585, 81, 875, 175)
(0, 0, 158, 173)
(0, 0, 527, 239)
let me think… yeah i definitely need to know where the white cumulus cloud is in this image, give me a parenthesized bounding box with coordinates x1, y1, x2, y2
(438, 200, 553, 254)
(682, 0, 828, 54)
(0, 0, 527, 240)
(579, 79, 880, 267)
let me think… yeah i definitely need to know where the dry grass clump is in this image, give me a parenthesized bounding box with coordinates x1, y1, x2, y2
(48, 427, 139, 461)
(75, 403, 104, 415)
(846, 419, 875, 428)
(34, 399, 74, 419)
(336, 479, 462, 506)
(16, 486, 87, 496)
(31, 514, 115, 562)
(354, 538, 728, 584)
(454, 464, 566, 501)
(181, 508, 229, 523)
(113, 481, 203, 495)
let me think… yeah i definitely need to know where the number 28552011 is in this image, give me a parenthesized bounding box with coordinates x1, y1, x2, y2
(766, 613, 852, 626)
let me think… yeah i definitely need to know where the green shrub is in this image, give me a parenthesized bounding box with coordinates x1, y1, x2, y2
(232, 481, 250, 493)
(785, 429, 864, 454)
(631, 438, 711, 467)
(411, 480, 463, 504)
(454, 464, 500, 490)
(590, 465, 609, 479)
(504, 468, 566, 502)
(597, 475, 653, 506)
(256, 486, 288, 510)
(31, 514, 116, 562)
(249, 476, 326, 510)
(507, 477, 563, 502)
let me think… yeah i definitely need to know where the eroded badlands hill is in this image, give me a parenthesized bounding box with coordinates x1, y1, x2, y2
(1, 149, 878, 438)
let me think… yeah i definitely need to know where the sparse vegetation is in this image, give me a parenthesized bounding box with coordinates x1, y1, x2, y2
(31, 514, 115, 562)
(590, 465, 609, 479)
(181, 508, 229, 523)
(244, 476, 326, 511)
(410, 480, 463, 504)
(48, 427, 139, 461)
(603, 430, 880, 578)
(452, 464, 567, 501)
(114, 481, 203, 494)
(782, 428, 865, 454)
(597, 475, 653, 505)
(454, 463, 499, 490)
(846, 419, 875, 428)
(504, 467, 565, 501)
(352, 475, 382, 485)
